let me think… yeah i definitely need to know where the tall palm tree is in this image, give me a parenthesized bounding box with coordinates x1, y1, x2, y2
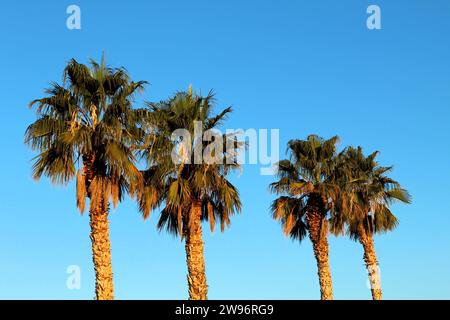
(270, 135, 340, 300)
(137, 87, 242, 300)
(331, 146, 411, 300)
(25, 56, 146, 300)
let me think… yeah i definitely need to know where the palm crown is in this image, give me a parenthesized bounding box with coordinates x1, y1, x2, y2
(25, 56, 146, 211)
(139, 87, 242, 237)
(270, 135, 340, 240)
(331, 146, 411, 239)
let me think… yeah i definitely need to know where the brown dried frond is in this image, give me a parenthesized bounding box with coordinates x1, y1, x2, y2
(273, 199, 285, 220)
(90, 104, 98, 128)
(111, 180, 119, 209)
(178, 206, 183, 240)
(103, 179, 111, 209)
(207, 201, 215, 233)
(284, 214, 295, 236)
(320, 219, 329, 240)
(220, 214, 230, 232)
(76, 168, 86, 214)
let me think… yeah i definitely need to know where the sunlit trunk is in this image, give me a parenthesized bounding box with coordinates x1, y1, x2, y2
(84, 154, 114, 300)
(89, 200, 114, 300)
(306, 194, 333, 300)
(184, 201, 208, 300)
(358, 225, 382, 300)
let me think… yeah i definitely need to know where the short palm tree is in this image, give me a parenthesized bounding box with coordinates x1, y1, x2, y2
(270, 135, 340, 300)
(25, 56, 146, 300)
(137, 87, 242, 300)
(331, 146, 411, 300)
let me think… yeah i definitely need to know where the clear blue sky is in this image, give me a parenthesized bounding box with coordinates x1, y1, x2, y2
(0, 0, 449, 299)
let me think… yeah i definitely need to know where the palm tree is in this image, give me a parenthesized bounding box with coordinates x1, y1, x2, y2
(137, 87, 242, 300)
(331, 146, 411, 300)
(25, 56, 146, 300)
(270, 135, 341, 300)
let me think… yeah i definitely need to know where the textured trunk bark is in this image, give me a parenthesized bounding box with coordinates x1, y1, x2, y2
(306, 194, 333, 300)
(84, 154, 114, 300)
(184, 201, 208, 300)
(358, 225, 382, 300)
(89, 200, 114, 300)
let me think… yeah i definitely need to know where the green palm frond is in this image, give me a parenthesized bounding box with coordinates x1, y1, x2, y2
(330, 146, 411, 240)
(270, 135, 341, 243)
(138, 87, 241, 237)
(25, 55, 146, 213)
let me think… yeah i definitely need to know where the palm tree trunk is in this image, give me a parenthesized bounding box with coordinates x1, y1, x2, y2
(89, 198, 114, 300)
(84, 154, 114, 300)
(184, 201, 208, 300)
(358, 225, 382, 300)
(306, 196, 333, 300)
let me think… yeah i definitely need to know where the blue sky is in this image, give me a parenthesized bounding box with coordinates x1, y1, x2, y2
(0, 0, 449, 299)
